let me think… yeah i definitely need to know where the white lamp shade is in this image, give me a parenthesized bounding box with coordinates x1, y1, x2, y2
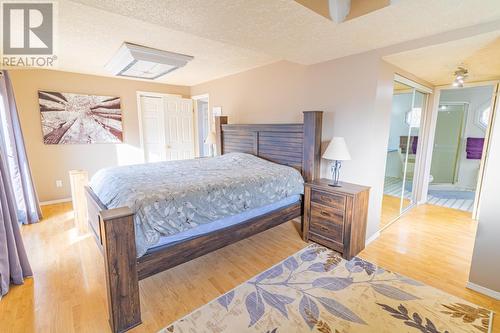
(204, 131, 217, 145)
(322, 137, 351, 161)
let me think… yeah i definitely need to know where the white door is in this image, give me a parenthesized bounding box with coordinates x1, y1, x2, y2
(140, 95, 195, 162)
(165, 98, 195, 160)
(140, 96, 165, 162)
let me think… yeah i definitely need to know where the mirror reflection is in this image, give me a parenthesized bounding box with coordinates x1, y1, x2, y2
(380, 81, 425, 229)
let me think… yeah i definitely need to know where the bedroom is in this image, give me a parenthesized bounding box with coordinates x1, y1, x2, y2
(1, 1, 500, 332)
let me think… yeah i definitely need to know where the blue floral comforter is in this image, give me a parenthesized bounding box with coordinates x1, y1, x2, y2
(90, 153, 304, 257)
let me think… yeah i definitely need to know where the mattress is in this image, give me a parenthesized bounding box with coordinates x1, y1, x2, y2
(149, 194, 301, 252)
(89, 153, 304, 256)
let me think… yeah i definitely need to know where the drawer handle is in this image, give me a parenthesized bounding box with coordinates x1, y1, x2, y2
(319, 225, 328, 232)
(320, 195, 332, 202)
(320, 210, 331, 217)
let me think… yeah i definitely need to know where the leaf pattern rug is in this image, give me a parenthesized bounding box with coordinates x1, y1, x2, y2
(161, 244, 493, 333)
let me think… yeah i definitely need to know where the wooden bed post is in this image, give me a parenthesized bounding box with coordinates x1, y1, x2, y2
(302, 111, 323, 182)
(215, 116, 228, 156)
(100, 207, 141, 333)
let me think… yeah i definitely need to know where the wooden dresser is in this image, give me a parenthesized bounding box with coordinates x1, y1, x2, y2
(303, 179, 370, 260)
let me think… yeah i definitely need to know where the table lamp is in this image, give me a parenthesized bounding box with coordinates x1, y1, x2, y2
(204, 131, 217, 157)
(322, 137, 351, 187)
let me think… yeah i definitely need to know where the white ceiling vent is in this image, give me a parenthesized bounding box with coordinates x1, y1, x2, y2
(105, 43, 193, 80)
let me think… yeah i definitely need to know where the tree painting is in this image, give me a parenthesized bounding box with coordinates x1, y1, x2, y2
(38, 91, 123, 144)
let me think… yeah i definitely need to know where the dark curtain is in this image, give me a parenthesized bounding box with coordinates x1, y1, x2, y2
(0, 71, 38, 296)
(0, 149, 33, 296)
(0, 71, 41, 224)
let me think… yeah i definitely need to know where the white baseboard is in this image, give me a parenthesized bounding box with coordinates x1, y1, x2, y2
(40, 197, 72, 206)
(365, 231, 380, 246)
(466, 281, 500, 300)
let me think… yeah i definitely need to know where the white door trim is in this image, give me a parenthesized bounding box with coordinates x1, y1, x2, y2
(394, 74, 433, 94)
(472, 83, 499, 219)
(434, 80, 500, 90)
(136, 92, 147, 162)
(191, 93, 209, 101)
(191, 93, 210, 157)
(137, 91, 182, 99)
(416, 88, 439, 205)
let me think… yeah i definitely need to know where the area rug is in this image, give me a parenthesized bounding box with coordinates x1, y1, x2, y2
(162, 244, 493, 333)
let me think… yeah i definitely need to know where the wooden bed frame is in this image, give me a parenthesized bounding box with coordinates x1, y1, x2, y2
(84, 111, 323, 333)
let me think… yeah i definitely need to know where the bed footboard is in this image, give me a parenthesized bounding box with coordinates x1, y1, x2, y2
(137, 200, 302, 279)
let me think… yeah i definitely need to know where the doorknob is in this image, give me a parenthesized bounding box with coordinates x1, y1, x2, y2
(166, 144, 171, 148)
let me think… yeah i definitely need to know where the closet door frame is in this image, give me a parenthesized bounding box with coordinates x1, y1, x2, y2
(395, 75, 432, 211)
(379, 75, 432, 233)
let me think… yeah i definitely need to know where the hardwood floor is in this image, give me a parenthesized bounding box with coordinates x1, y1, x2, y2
(1, 202, 498, 332)
(380, 194, 411, 229)
(380, 194, 401, 228)
(363, 203, 499, 332)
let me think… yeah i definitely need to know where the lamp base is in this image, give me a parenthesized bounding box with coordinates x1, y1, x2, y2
(330, 161, 343, 188)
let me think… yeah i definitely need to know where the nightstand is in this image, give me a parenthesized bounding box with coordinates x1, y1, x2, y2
(303, 179, 370, 260)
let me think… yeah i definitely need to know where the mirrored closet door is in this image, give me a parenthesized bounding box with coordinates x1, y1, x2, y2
(380, 79, 427, 230)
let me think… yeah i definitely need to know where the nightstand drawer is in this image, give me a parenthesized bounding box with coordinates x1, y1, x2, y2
(308, 232, 343, 253)
(309, 202, 344, 242)
(311, 190, 345, 211)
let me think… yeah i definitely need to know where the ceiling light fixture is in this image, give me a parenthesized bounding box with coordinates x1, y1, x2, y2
(105, 43, 193, 80)
(452, 67, 468, 88)
(329, 0, 351, 23)
(296, 0, 400, 23)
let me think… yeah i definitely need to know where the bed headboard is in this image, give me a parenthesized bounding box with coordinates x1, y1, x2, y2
(215, 111, 323, 182)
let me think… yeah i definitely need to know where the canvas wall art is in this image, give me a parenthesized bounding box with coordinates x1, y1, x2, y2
(38, 91, 123, 144)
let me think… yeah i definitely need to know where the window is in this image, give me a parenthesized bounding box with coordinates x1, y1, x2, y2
(0, 94, 28, 222)
(478, 106, 490, 130)
(405, 107, 421, 128)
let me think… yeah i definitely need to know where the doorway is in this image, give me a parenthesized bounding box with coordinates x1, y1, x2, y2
(138, 92, 195, 163)
(426, 84, 496, 213)
(430, 103, 467, 184)
(380, 77, 430, 230)
(193, 95, 211, 157)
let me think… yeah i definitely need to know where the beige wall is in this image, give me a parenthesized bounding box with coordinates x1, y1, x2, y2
(10, 54, 430, 242)
(10, 69, 189, 202)
(191, 53, 421, 240)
